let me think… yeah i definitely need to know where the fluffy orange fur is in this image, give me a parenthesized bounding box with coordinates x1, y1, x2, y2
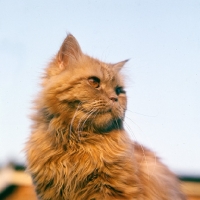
(25, 34, 186, 200)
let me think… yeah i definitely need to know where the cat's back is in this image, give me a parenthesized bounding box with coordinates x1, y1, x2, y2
(132, 142, 186, 200)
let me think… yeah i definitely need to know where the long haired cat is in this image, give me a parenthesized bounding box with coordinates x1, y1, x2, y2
(25, 34, 186, 200)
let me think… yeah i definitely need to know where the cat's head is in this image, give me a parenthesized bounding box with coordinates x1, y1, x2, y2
(41, 34, 128, 133)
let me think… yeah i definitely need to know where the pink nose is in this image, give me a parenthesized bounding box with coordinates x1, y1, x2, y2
(110, 97, 118, 102)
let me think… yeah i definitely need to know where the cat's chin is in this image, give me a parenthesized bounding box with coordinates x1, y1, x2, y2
(92, 113, 123, 133)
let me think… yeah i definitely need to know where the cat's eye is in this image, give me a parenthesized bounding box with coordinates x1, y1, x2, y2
(88, 77, 100, 88)
(116, 86, 125, 95)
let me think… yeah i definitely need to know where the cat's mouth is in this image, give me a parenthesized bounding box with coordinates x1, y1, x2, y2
(80, 107, 112, 117)
(80, 106, 124, 126)
(80, 104, 118, 116)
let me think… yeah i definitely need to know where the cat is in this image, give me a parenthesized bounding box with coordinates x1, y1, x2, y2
(25, 34, 186, 200)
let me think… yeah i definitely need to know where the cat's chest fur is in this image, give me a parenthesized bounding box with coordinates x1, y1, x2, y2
(29, 129, 141, 200)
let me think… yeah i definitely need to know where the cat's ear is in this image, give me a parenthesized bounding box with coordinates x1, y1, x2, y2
(112, 59, 129, 72)
(57, 34, 82, 69)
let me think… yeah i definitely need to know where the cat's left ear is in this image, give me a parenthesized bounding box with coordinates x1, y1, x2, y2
(112, 59, 129, 72)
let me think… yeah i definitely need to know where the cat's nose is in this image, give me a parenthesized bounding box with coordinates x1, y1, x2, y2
(110, 96, 118, 102)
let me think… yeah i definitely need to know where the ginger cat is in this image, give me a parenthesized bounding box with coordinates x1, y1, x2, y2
(25, 34, 186, 200)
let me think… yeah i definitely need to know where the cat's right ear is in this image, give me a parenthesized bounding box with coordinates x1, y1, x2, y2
(112, 59, 129, 72)
(57, 34, 82, 69)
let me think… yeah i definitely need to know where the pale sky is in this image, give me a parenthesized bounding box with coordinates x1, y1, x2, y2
(0, 0, 200, 176)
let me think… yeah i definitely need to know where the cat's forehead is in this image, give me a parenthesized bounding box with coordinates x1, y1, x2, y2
(77, 56, 124, 86)
(99, 62, 113, 79)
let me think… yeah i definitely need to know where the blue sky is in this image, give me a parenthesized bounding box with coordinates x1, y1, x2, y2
(0, 0, 200, 175)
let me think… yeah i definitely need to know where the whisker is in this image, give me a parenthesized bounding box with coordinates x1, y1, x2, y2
(69, 102, 82, 140)
(123, 120, 138, 142)
(125, 115, 143, 132)
(126, 109, 157, 118)
(114, 118, 121, 133)
(90, 109, 100, 130)
(123, 117, 152, 181)
(120, 113, 151, 181)
(79, 108, 97, 133)
(75, 109, 91, 134)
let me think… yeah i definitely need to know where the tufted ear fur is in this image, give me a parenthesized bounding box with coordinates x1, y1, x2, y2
(57, 34, 82, 69)
(112, 59, 129, 72)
